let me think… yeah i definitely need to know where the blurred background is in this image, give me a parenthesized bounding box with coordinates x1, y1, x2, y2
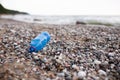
(0, 0, 120, 26)
(0, 0, 120, 15)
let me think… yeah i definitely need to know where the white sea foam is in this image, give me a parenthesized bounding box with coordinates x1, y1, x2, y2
(1, 15, 120, 26)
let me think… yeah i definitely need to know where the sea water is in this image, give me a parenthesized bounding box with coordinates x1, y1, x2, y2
(1, 15, 120, 26)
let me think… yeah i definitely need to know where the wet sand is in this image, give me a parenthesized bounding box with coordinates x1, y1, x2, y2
(0, 18, 120, 80)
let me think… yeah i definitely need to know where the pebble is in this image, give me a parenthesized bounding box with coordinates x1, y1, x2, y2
(72, 64, 79, 70)
(32, 52, 38, 55)
(43, 47, 47, 51)
(92, 46, 97, 49)
(10, 30, 16, 33)
(20, 40, 23, 43)
(94, 60, 101, 65)
(110, 64, 115, 69)
(59, 54, 63, 60)
(63, 68, 68, 73)
(0, 50, 4, 54)
(32, 67, 37, 72)
(79, 66, 84, 70)
(98, 70, 106, 76)
(77, 71, 86, 79)
(33, 55, 39, 60)
(108, 52, 115, 57)
(57, 72, 65, 77)
(13, 42, 18, 46)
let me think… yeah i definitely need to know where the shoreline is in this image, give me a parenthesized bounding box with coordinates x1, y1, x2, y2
(0, 18, 120, 80)
(1, 15, 120, 26)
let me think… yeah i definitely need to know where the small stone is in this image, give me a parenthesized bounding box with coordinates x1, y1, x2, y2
(72, 64, 79, 70)
(92, 46, 96, 49)
(20, 40, 23, 42)
(33, 67, 37, 72)
(55, 59, 61, 64)
(104, 61, 108, 64)
(94, 60, 101, 65)
(63, 68, 68, 73)
(43, 47, 47, 51)
(10, 30, 16, 33)
(92, 76, 100, 80)
(43, 57, 48, 62)
(57, 72, 65, 77)
(98, 70, 106, 76)
(0, 50, 4, 54)
(110, 64, 115, 69)
(108, 52, 115, 57)
(59, 54, 63, 60)
(14, 42, 18, 45)
(33, 55, 39, 60)
(9, 37, 13, 40)
(10, 52, 15, 55)
(15, 45, 20, 49)
(32, 52, 37, 55)
(53, 40, 57, 43)
(78, 71, 86, 79)
(79, 66, 84, 70)
(21, 58, 25, 61)
(56, 52, 60, 55)
(16, 59, 20, 63)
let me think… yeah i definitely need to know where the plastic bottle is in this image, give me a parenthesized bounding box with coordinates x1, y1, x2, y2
(29, 31, 50, 53)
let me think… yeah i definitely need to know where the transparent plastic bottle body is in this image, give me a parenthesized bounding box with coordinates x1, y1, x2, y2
(29, 32, 50, 53)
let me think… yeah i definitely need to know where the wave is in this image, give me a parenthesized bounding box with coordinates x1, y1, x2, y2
(1, 15, 120, 26)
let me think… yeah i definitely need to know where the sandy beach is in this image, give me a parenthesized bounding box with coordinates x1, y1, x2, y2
(0, 18, 120, 80)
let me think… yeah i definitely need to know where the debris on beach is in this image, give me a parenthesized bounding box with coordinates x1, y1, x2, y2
(0, 19, 120, 80)
(29, 31, 50, 53)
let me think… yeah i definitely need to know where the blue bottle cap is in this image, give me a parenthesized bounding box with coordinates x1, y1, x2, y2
(29, 46, 37, 53)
